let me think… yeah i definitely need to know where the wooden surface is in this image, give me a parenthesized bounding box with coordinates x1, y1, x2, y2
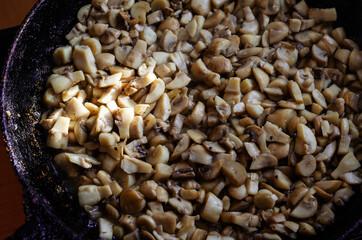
(0, 0, 38, 238)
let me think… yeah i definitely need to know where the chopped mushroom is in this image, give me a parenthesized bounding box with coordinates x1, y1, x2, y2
(44, 1, 362, 239)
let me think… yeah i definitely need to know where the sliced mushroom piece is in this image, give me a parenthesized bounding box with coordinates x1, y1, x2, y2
(120, 189, 146, 215)
(160, 30, 178, 53)
(152, 93, 171, 121)
(250, 153, 278, 170)
(222, 160, 247, 186)
(151, 212, 177, 234)
(254, 189, 278, 209)
(333, 188, 355, 206)
(268, 142, 289, 160)
(78, 184, 112, 207)
(204, 55, 233, 74)
(187, 129, 207, 144)
(191, 0, 211, 16)
(191, 59, 220, 86)
(114, 107, 133, 139)
(166, 71, 191, 89)
(121, 155, 153, 174)
(214, 96, 231, 123)
(170, 52, 188, 74)
(290, 190, 318, 219)
(295, 67, 315, 93)
(200, 192, 223, 223)
(331, 152, 361, 179)
(199, 158, 225, 180)
(340, 171, 362, 185)
(203, 141, 226, 153)
(169, 197, 193, 215)
(252, 67, 269, 92)
(187, 145, 213, 165)
(47, 116, 70, 150)
(295, 123, 317, 155)
(264, 121, 290, 144)
(295, 155, 316, 177)
(204, 9, 225, 29)
(73, 45, 97, 74)
(171, 134, 190, 161)
(170, 94, 189, 117)
(146, 145, 170, 166)
(185, 101, 206, 128)
(315, 141, 337, 161)
(125, 137, 148, 158)
(65, 97, 90, 120)
(130, 1, 151, 24)
(273, 169, 292, 190)
(53, 153, 78, 178)
(124, 40, 147, 69)
(314, 180, 342, 193)
(145, 78, 165, 104)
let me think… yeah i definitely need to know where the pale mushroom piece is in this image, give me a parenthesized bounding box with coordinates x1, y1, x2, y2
(187, 129, 207, 144)
(333, 188, 355, 206)
(250, 153, 278, 170)
(114, 107, 134, 139)
(166, 71, 191, 89)
(170, 52, 189, 74)
(170, 134, 190, 161)
(124, 137, 148, 158)
(295, 123, 317, 155)
(153, 93, 171, 121)
(200, 192, 223, 223)
(222, 160, 247, 186)
(191, 59, 220, 86)
(123, 40, 147, 69)
(90, 105, 114, 136)
(273, 169, 292, 190)
(187, 144, 213, 165)
(184, 101, 205, 127)
(290, 190, 318, 219)
(160, 30, 178, 53)
(254, 189, 278, 209)
(95, 53, 115, 70)
(331, 152, 361, 179)
(340, 171, 362, 185)
(168, 197, 193, 215)
(145, 78, 165, 104)
(146, 145, 170, 166)
(78, 184, 112, 207)
(295, 155, 316, 177)
(73, 45, 97, 74)
(65, 97, 91, 120)
(47, 116, 70, 150)
(98, 218, 113, 240)
(264, 121, 290, 144)
(298, 222, 316, 236)
(121, 155, 153, 174)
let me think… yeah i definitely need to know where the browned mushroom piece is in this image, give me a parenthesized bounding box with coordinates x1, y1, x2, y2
(221, 160, 247, 186)
(120, 189, 146, 215)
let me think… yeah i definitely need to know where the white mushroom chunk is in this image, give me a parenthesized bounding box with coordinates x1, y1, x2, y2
(295, 124, 317, 155)
(170, 52, 188, 74)
(115, 108, 134, 139)
(48, 74, 73, 94)
(47, 116, 70, 150)
(187, 145, 213, 165)
(91, 106, 114, 136)
(145, 78, 166, 103)
(65, 97, 90, 120)
(200, 192, 223, 223)
(166, 71, 191, 90)
(250, 153, 278, 170)
(331, 152, 361, 179)
(53, 45, 73, 65)
(124, 40, 147, 69)
(253, 67, 270, 92)
(98, 218, 113, 240)
(264, 121, 290, 144)
(191, 59, 220, 86)
(65, 152, 101, 168)
(160, 30, 178, 53)
(290, 190, 318, 219)
(130, 1, 151, 25)
(169, 198, 193, 215)
(153, 93, 171, 121)
(98, 73, 122, 88)
(73, 45, 97, 74)
(78, 184, 112, 207)
(121, 155, 153, 174)
(215, 96, 231, 123)
(146, 145, 170, 166)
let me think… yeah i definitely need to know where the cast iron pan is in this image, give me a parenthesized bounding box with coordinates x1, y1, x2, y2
(0, 0, 361, 239)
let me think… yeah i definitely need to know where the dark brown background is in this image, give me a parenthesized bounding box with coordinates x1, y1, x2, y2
(0, 0, 38, 238)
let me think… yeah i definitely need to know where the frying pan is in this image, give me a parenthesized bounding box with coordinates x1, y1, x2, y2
(1, 0, 361, 239)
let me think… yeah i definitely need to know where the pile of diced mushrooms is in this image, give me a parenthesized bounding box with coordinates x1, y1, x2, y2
(41, 0, 362, 239)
